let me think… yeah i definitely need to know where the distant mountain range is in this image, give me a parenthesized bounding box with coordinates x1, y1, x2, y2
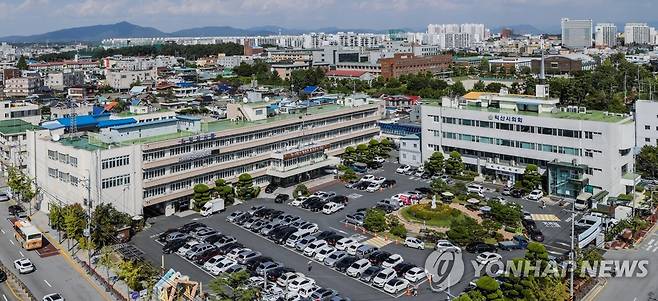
(0, 21, 394, 43)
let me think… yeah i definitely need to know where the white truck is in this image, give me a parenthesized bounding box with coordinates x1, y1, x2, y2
(200, 198, 225, 217)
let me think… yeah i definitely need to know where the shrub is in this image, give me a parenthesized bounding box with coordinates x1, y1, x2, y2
(389, 224, 407, 238)
(406, 203, 454, 221)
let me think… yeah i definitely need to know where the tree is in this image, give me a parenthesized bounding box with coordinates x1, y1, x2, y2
(116, 260, 159, 291)
(637, 145, 658, 179)
(209, 270, 261, 301)
(479, 58, 490, 74)
(424, 151, 445, 176)
(91, 203, 131, 249)
(340, 168, 358, 182)
(520, 164, 543, 192)
(193, 183, 211, 209)
(235, 173, 259, 200)
(7, 166, 37, 214)
(49, 203, 64, 230)
(214, 179, 235, 205)
(488, 200, 522, 227)
(293, 184, 310, 198)
(97, 246, 117, 280)
(430, 178, 448, 195)
(445, 151, 464, 176)
(62, 203, 87, 242)
(389, 224, 407, 238)
(473, 80, 486, 91)
(449, 81, 466, 96)
(446, 217, 488, 246)
(16, 55, 28, 70)
(363, 209, 387, 232)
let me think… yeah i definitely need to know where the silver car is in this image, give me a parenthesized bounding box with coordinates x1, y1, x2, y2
(295, 235, 318, 251)
(323, 251, 348, 267)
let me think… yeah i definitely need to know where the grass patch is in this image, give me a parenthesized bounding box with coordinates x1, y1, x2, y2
(400, 203, 467, 228)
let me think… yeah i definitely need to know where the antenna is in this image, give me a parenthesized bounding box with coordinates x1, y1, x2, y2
(539, 40, 546, 85)
(69, 98, 77, 137)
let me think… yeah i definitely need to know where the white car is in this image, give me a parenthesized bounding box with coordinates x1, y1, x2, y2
(298, 223, 319, 235)
(435, 240, 461, 253)
(384, 278, 410, 294)
(346, 243, 361, 256)
(391, 193, 409, 204)
(175, 240, 199, 256)
(42, 293, 64, 301)
(374, 157, 386, 164)
(404, 267, 427, 282)
(403, 237, 425, 250)
(396, 165, 411, 174)
(346, 258, 372, 277)
(528, 190, 544, 201)
(322, 202, 345, 214)
(287, 277, 316, 293)
(365, 183, 381, 193)
(289, 197, 307, 207)
(360, 175, 375, 182)
(372, 177, 386, 184)
(226, 248, 250, 260)
(203, 255, 226, 271)
(382, 254, 404, 269)
(476, 252, 502, 265)
(277, 272, 305, 287)
(314, 245, 336, 262)
(335, 237, 358, 251)
(303, 240, 328, 257)
(209, 258, 238, 276)
(467, 183, 483, 194)
(14, 258, 35, 274)
(372, 268, 397, 288)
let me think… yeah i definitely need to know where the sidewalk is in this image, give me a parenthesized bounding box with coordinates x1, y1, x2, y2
(29, 211, 131, 301)
(261, 174, 339, 198)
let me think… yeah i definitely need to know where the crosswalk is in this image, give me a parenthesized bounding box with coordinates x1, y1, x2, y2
(362, 236, 392, 248)
(531, 214, 561, 221)
(545, 241, 571, 256)
(347, 193, 363, 199)
(644, 238, 658, 253)
(542, 221, 561, 228)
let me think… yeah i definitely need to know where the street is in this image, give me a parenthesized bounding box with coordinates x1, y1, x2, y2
(0, 201, 106, 301)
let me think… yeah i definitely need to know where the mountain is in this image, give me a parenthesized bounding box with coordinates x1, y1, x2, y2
(0, 21, 166, 42)
(171, 26, 276, 37)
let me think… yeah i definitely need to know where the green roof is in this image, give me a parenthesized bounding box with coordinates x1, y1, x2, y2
(424, 101, 631, 123)
(0, 119, 40, 135)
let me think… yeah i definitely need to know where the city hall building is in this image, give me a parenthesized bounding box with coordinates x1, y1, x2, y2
(421, 90, 638, 198)
(27, 101, 382, 216)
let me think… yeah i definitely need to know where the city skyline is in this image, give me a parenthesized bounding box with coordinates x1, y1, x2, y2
(0, 0, 657, 37)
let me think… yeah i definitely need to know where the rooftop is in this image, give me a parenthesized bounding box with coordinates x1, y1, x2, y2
(0, 119, 40, 135)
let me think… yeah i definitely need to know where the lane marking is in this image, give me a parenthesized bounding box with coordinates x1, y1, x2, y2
(9, 240, 14, 246)
(652, 246, 658, 253)
(329, 227, 347, 235)
(2, 293, 7, 301)
(647, 239, 655, 246)
(44, 280, 52, 288)
(19, 251, 24, 257)
(0, 229, 5, 234)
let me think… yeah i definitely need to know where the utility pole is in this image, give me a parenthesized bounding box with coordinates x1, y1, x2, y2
(569, 199, 575, 300)
(86, 168, 92, 267)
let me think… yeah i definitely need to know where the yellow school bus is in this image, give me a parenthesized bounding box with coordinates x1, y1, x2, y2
(13, 220, 43, 250)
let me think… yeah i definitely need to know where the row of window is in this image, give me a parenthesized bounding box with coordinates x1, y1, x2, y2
(47, 150, 78, 167)
(47, 168, 79, 186)
(434, 116, 601, 139)
(101, 174, 130, 189)
(101, 155, 130, 169)
(442, 131, 583, 156)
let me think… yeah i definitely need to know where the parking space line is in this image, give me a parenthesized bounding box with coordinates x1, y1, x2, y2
(2, 293, 7, 301)
(44, 280, 52, 288)
(8, 240, 14, 246)
(0, 229, 5, 234)
(19, 251, 23, 257)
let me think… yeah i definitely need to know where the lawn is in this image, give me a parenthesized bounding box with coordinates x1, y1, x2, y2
(399, 203, 467, 228)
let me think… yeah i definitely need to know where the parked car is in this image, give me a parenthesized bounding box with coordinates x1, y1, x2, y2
(327, 195, 349, 205)
(176, 241, 200, 256)
(396, 165, 411, 174)
(346, 258, 372, 277)
(368, 250, 392, 266)
(266, 267, 294, 283)
(226, 211, 245, 223)
(404, 267, 427, 282)
(335, 237, 358, 251)
(466, 183, 484, 194)
(277, 272, 305, 287)
(324, 234, 345, 246)
(355, 244, 378, 258)
(415, 187, 432, 195)
(380, 179, 397, 189)
(295, 235, 318, 251)
(185, 243, 215, 259)
(527, 189, 544, 201)
(324, 250, 348, 267)
(345, 180, 359, 189)
(435, 240, 461, 253)
(360, 266, 383, 283)
(403, 237, 425, 250)
(466, 242, 497, 253)
(334, 255, 359, 273)
(498, 235, 529, 251)
(236, 250, 262, 264)
(501, 187, 512, 196)
(365, 183, 381, 192)
(382, 254, 404, 269)
(372, 268, 397, 288)
(274, 194, 290, 203)
(310, 288, 336, 301)
(303, 240, 328, 257)
(163, 239, 188, 254)
(345, 213, 365, 226)
(41, 293, 64, 301)
(476, 252, 502, 265)
(322, 202, 345, 214)
(314, 246, 337, 262)
(360, 175, 375, 182)
(384, 278, 410, 294)
(265, 183, 278, 193)
(510, 189, 524, 198)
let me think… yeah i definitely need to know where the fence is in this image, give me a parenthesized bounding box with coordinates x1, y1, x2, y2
(0, 260, 37, 301)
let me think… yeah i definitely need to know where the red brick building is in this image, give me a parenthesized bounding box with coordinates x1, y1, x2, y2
(378, 53, 452, 80)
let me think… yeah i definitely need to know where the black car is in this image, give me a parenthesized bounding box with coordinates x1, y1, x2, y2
(265, 183, 278, 194)
(253, 208, 274, 218)
(316, 230, 336, 241)
(218, 242, 244, 254)
(179, 222, 206, 233)
(374, 204, 396, 214)
(368, 251, 392, 266)
(466, 242, 497, 253)
(393, 263, 416, 276)
(354, 182, 370, 190)
(420, 172, 432, 179)
(245, 256, 272, 272)
(510, 189, 524, 198)
(248, 220, 268, 232)
(308, 200, 328, 212)
(335, 256, 359, 272)
(162, 239, 187, 254)
(269, 210, 285, 219)
(522, 219, 538, 231)
(380, 179, 397, 188)
(528, 228, 545, 242)
(327, 195, 349, 204)
(8, 205, 25, 215)
(415, 187, 432, 195)
(301, 197, 323, 209)
(158, 228, 180, 242)
(203, 234, 225, 244)
(325, 234, 345, 246)
(360, 266, 383, 283)
(0, 270, 6, 283)
(234, 213, 251, 225)
(272, 227, 298, 244)
(267, 266, 294, 282)
(192, 246, 219, 263)
(275, 194, 290, 203)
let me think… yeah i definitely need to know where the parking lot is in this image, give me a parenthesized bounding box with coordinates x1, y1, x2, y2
(132, 161, 577, 300)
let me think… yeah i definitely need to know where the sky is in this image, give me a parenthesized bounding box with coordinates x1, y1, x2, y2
(0, 0, 657, 36)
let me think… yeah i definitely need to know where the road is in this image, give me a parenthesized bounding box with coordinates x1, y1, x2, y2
(0, 201, 106, 301)
(0, 282, 21, 301)
(133, 162, 562, 300)
(598, 228, 658, 301)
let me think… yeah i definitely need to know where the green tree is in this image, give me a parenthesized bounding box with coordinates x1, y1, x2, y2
(193, 183, 212, 209)
(16, 55, 28, 70)
(214, 179, 235, 205)
(49, 203, 64, 230)
(343, 146, 357, 165)
(209, 270, 261, 301)
(637, 145, 658, 179)
(430, 178, 448, 195)
(91, 203, 131, 249)
(488, 200, 522, 227)
(116, 260, 159, 291)
(7, 166, 38, 213)
(473, 80, 486, 91)
(389, 224, 407, 238)
(424, 151, 445, 176)
(520, 164, 543, 192)
(484, 82, 506, 93)
(445, 151, 464, 176)
(363, 209, 387, 232)
(340, 168, 358, 182)
(62, 204, 87, 240)
(479, 58, 490, 74)
(449, 81, 467, 96)
(293, 184, 310, 198)
(235, 173, 259, 200)
(446, 216, 487, 246)
(97, 246, 117, 280)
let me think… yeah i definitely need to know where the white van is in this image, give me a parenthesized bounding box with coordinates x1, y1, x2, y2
(467, 184, 483, 194)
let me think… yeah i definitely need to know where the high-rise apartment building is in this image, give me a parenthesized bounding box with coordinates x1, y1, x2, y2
(561, 18, 593, 49)
(624, 23, 651, 45)
(594, 23, 617, 48)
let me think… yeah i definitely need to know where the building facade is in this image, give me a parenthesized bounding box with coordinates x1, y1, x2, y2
(421, 93, 636, 198)
(105, 69, 158, 90)
(399, 134, 422, 167)
(624, 23, 651, 45)
(379, 53, 451, 80)
(595, 23, 617, 48)
(561, 18, 593, 49)
(3, 77, 42, 97)
(27, 102, 383, 216)
(635, 99, 658, 148)
(45, 71, 84, 91)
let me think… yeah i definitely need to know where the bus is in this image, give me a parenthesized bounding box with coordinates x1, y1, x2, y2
(13, 220, 43, 250)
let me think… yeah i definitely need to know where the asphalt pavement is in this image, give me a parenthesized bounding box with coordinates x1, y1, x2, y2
(0, 201, 106, 301)
(0, 282, 21, 301)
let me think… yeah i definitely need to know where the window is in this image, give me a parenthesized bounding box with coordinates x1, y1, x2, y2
(101, 155, 130, 169)
(101, 174, 130, 189)
(647, 138, 652, 142)
(70, 176, 79, 186)
(69, 156, 78, 167)
(58, 153, 68, 164)
(585, 150, 593, 157)
(48, 150, 57, 160)
(48, 168, 57, 178)
(646, 125, 651, 130)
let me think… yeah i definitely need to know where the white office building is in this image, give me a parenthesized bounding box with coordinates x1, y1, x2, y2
(635, 99, 658, 148)
(624, 23, 651, 45)
(595, 23, 617, 48)
(421, 88, 637, 198)
(561, 18, 593, 49)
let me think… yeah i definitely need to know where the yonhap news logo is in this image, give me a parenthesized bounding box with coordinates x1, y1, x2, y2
(424, 250, 465, 290)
